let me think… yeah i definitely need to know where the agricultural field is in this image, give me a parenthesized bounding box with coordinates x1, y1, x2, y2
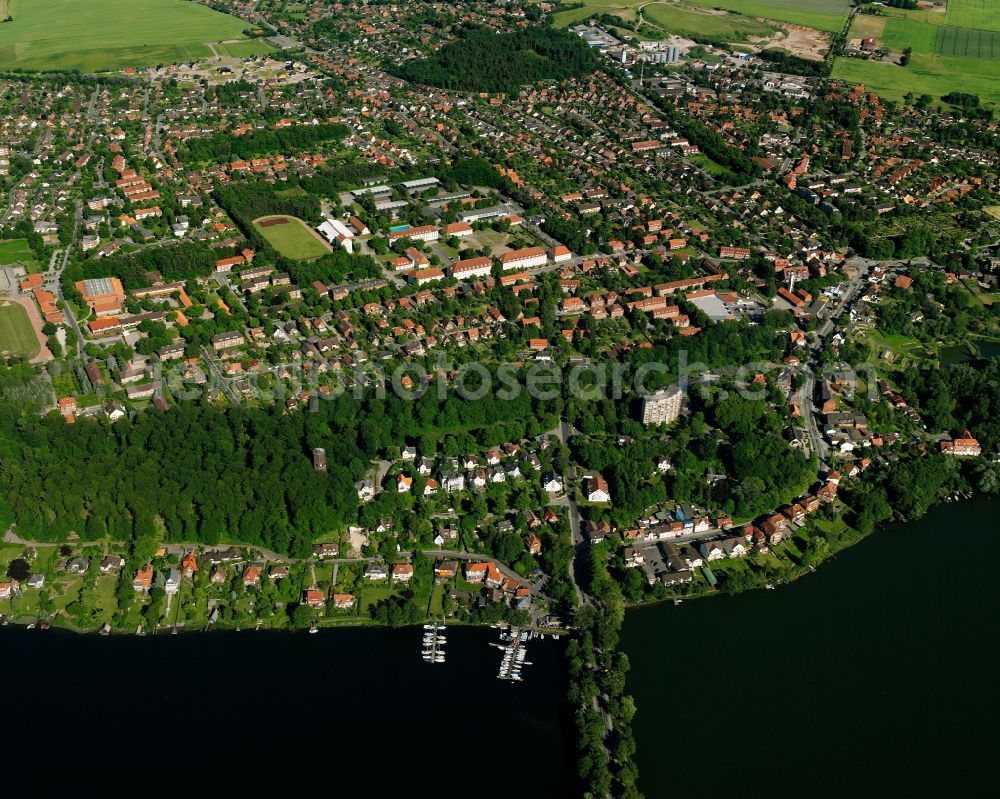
(945, 0, 1000, 32)
(934, 26, 1000, 59)
(881, 18, 940, 53)
(551, 0, 850, 35)
(836, 1, 1000, 108)
(0, 0, 256, 72)
(253, 215, 332, 260)
(682, 0, 851, 34)
(642, 4, 778, 43)
(833, 53, 1000, 107)
(0, 301, 40, 360)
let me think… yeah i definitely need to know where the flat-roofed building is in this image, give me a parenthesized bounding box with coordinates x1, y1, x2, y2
(641, 385, 683, 426)
(75, 276, 126, 316)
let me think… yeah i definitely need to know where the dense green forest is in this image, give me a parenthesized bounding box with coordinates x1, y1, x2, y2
(390, 25, 599, 93)
(899, 359, 1000, 451)
(0, 367, 557, 556)
(181, 122, 349, 164)
(63, 241, 217, 303)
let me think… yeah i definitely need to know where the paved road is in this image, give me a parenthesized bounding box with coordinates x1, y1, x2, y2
(555, 418, 587, 605)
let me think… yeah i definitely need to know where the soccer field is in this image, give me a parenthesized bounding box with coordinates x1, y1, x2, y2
(0, 238, 34, 264)
(0, 0, 256, 72)
(0, 301, 41, 360)
(253, 216, 332, 261)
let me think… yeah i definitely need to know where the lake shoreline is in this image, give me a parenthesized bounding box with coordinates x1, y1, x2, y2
(622, 492, 1000, 798)
(5, 492, 984, 636)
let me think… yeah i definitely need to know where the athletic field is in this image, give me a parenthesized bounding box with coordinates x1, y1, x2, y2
(0, 0, 255, 72)
(0, 238, 34, 264)
(0, 301, 41, 360)
(253, 216, 332, 261)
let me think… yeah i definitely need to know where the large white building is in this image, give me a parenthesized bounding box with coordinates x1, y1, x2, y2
(318, 217, 354, 253)
(386, 225, 439, 244)
(448, 256, 493, 279)
(641, 385, 683, 426)
(499, 246, 547, 271)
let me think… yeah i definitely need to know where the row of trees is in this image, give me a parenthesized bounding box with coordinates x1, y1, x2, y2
(567, 561, 643, 798)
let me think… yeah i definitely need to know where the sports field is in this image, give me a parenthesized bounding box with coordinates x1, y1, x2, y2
(0, 0, 256, 72)
(0, 301, 40, 360)
(0, 238, 34, 264)
(253, 216, 332, 260)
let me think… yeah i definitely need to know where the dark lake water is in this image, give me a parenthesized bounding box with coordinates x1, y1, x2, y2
(939, 339, 1000, 366)
(2, 623, 576, 791)
(622, 496, 1000, 798)
(6, 498, 998, 795)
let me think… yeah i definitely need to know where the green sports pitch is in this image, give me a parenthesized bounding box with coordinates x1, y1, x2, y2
(0, 238, 34, 264)
(0, 0, 264, 72)
(0, 301, 40, 360)
(253, 216, 332, 261)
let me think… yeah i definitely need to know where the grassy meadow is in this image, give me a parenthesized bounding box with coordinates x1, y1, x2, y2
(643, 4, 778, 43)
(838, 0, 1000, 108)
(550, 0, 850, 35)
(0, 238, 35, 264)
(0, 0, 255, 72)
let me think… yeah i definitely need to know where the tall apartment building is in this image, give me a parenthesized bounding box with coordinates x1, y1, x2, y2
(641, 386, 683, 426)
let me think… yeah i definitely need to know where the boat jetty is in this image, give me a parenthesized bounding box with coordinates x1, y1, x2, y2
(492, 626, 533, 682)
(422, 622, 446, 664)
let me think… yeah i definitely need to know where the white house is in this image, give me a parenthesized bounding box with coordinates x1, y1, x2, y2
(585, 474, 611, 503)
